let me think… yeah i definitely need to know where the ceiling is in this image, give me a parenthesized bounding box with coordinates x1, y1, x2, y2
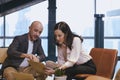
(0, 0, 46, 16)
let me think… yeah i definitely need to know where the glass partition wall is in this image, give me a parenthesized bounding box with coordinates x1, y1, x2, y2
(96, 0, 120, 78)
(0, 1, 48, 56)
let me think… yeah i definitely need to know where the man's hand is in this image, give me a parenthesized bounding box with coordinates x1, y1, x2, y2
(32, 55, 39, 62)
(20, 53, 39, 62)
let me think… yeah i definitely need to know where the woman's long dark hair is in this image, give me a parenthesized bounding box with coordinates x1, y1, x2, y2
(54, 21, 83, 50)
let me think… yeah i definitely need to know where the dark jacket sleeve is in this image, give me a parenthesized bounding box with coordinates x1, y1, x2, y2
(7, 35, 28, 58)
(7, 37, 22, 58)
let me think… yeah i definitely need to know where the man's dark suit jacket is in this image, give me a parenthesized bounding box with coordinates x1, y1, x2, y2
(2, 33, 46, 70)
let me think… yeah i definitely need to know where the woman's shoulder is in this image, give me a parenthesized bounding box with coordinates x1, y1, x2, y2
(73, 37, 81, 42)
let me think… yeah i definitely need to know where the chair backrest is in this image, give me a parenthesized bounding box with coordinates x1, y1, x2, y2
(90, 48, 118, 79)
(0, 48, 8, 64)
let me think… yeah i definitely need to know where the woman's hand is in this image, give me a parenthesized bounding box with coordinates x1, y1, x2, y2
(59, 65, 67, 70)
(45, 67, 55, 76)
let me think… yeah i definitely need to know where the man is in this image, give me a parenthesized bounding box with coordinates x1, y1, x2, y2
(2, 21, 46, 80)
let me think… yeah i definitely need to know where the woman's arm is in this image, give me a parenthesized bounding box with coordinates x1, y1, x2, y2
(60, 37, 82, 69)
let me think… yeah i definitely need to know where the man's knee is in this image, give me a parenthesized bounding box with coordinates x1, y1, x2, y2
(3, 67, 17, 80)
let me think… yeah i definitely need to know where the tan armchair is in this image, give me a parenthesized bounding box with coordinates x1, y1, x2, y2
(0, 48, 8, 64)
(0, 48, 8, 79)
(75, 48, 118, 79)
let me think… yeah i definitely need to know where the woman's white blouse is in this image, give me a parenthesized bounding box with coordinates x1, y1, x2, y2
(57, 37, 92, 68)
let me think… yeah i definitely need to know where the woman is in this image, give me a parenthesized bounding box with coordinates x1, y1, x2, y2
(45, 21, 96, 80)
